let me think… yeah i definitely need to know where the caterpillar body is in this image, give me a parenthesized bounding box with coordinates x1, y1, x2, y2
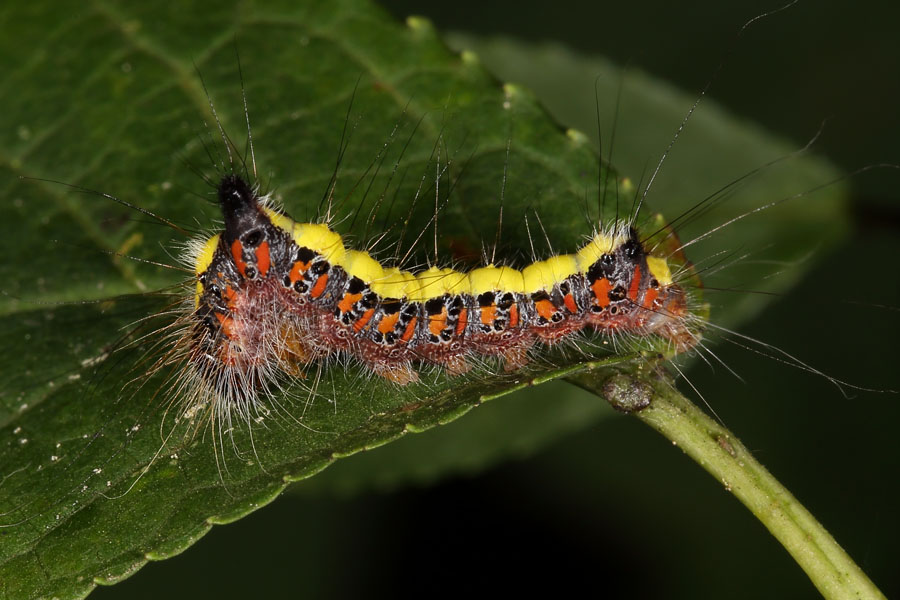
(178, 171, 697, 426)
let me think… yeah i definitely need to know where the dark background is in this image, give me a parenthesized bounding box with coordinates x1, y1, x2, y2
(95, 1, 899, 598)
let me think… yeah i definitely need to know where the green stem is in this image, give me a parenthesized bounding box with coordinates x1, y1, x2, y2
(569, 369, 885, 600)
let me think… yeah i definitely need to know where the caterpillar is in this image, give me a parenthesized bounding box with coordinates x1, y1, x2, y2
(173, 170, 697, 430)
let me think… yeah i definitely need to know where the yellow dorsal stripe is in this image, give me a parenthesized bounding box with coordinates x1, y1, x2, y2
(412, 267, 468, 301)
(521, 254, 579, 294)
(293, 222, 345, 263)
(575, 232, 625, 271)
(341, 249, 384, 282)
(193, 209, 675, 304)
(195, 234, 221, 275)
(646, 256, 673, 287)
(370, 267, 422, 299)
(468, 265, 524, 295)
(194, 234, 221, 308)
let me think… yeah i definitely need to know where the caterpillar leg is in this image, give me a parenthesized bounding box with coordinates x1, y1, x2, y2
(372, 362, 420, 385)
(500, 345, 531, 372)
(441, 355, 472, 376)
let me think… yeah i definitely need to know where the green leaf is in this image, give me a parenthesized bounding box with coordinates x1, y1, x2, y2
(0, 1, 848, 598)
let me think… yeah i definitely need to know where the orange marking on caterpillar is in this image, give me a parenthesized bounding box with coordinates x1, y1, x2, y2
(628, 265, 642, 301)
(480, 305, 496, 325)
(456, 308, 468, 335)
(401, 317, 418, 343)
(643, 287, 659, 309)
(428, 310, 447, 336)
(255, 241, 270, 277)
(592, 278, 611, 307)
(535, 299, 555, 320)
(563, 293, 577, 313)
(353, 308, 375, 332)
(231, 240, 246, 277)
(338, 292, 362, 314)
(508, 303, 519, 327)
(310, 273, 329, 298)
(289, 260, 310, 283)
(214, 312, 235, 339)
(377, 313, 400, 335)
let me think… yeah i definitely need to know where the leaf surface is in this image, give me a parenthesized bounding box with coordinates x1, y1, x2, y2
(0, 2, 845, 598)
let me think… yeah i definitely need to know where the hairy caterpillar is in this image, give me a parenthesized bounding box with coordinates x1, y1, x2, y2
(1, 2, 897, 599)
(171, 168, 697, 434)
